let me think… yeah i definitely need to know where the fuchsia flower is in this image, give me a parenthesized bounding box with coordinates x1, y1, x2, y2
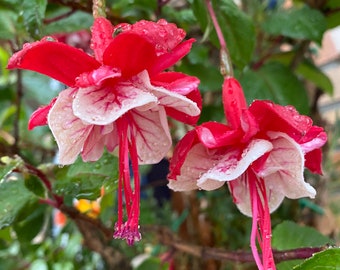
(8, 18, 201, 245)
(168, 77, 327, 269)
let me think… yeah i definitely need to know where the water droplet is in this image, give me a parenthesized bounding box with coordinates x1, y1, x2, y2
(157, 19, 168, 26)
(62, 121, 73, 129)
(44, 36, 57, 42)
(158, 29, 166, 38)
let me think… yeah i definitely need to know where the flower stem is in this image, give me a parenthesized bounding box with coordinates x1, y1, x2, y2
(92, 0, 106, 18)
(205, 0, 233, 77)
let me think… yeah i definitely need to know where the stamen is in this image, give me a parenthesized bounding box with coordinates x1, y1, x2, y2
(249, 171, 264, 270)
(114, 114, 142, 245)
(249, 169, 276, 270)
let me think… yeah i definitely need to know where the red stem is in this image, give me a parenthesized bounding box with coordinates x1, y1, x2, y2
(205, 0, 233, 77)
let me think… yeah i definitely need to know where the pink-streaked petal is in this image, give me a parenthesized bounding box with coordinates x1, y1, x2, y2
(135, 71, 200, 121)
(48, 88, 93, 164)
(249, 100, 313, 141)
(7, 37, 100, 86)
(222, 77, 248, 130)
(197, 139, 273, 190)
(103, 33, 157, 78)
(165, 87, 202, 125)
(104, 123, 119, 152)
(196, 122, 241, 148)
(299, 126, 327, 153)
(73, 79, 158, 125)
(151, 72, 200, 96)
(91, 17, 114, 63)
(259, 132, 316, 206)
(130, 107, 171, 164)
(151, 72, 202, 125)
(168, 143, 223, 191)
(81, 125, 106, 162)
(81, 124, 118, 162)
(150, 39, 195, 75)
(227, 174, 285, 217)
(28, 98, 56, 130)
(168, 130, 199, 181)
(75, 66, 121, 87)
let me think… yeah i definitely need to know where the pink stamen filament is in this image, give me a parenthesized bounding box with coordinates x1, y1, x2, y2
(115, 117, 133, 235)
(258, 178, 276, 270)
(249, 171, 264, 270)
(117, 117, 133, 213)
(116, 119, 126, 230)
(128, 127, 141, 230)
(248, 169, 276, 270)
(114, 114, 141, 245)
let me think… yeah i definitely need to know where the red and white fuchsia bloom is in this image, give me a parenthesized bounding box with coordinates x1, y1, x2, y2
(168, 77, 327, 269)
(8, 18, 201, 245)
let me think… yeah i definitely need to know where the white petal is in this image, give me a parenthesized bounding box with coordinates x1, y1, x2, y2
(198, 139, 273, 190)
(48, 88, 93, 165)
(260, 132, 316, 205)
(134, 70, 200, 117)
(167, 143, 224, 191)
(130, 107, 171, 164)
(228, 175, 285, 217)
(81, 124, 118, 162)
(73, 81, 157, 125)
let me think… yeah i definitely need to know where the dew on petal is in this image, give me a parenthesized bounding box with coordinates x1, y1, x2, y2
(43, 36, 57, 42)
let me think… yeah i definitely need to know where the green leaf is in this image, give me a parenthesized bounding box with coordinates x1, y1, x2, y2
(0, 156, 23, 180)
(178, 45, 223, 92)
(239, 62, 309, 114)
(272, 221, 334, 270)
(272, 221, 333, 249)
(54, 151, 118, 200)
(136, 257, 169, 270)
(0, 178, 37, 229)
(13, 204, 47, 242)
(0, 10, 16, 40)
(0, 227, 11, 248)
(325, 0, 340, 9)
(20, 0, 47, 38)
(24, 174, 46, 197)
(198, 103, 225, 124)
(192, 0, 255, 68)
(293, 249, 340, 270)
(326, 11, 340, 29)
(29, 259, 48, 270)
(22, 71, 64, 105)
(177, 62, 223, 92)
(296, 60, 333, 95)
(44, 11, 93, 34)
(0, 105, 16, 128)
(268, 53, 333, 95)
(262, 5, 327, 44)
(323, 0, 340, 28)
(0, 47, 10, 82)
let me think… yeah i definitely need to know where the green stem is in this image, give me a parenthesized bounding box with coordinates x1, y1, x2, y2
(92, 0, 106, 18)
